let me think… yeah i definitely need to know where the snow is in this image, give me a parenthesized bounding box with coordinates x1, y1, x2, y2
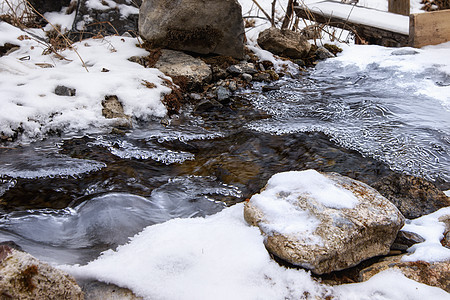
(1, 0, 450, 298)
(0, 21, 171, 141)
(44, 9, 76, 33)
(256, 170, 359, 209)
(326, 42, 450, 108)
(334, 269, 450, 300)
(401, 207, 450, 263)
(248, 170, 358, 243)
(63, 204, 450, 300)
(300, 1, 410, 35)
(63, 204, 331, 300)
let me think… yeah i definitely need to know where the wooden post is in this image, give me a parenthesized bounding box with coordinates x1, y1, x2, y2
(388, 0, 410, 16)
(410, 10, 450, 47)
(281, 0, 294, 29)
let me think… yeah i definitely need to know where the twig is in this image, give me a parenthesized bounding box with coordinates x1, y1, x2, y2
(338, 2, 357, 41)
(251, 0, 273, 25)
(271, 0, 276, 26)
(25, 0, 89, 72)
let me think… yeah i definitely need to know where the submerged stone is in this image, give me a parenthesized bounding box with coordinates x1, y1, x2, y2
(244, 170, 405, 275)
(372, 174, 450, 219)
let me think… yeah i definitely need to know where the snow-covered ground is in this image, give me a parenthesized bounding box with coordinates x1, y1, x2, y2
(0, 21, 171, 143)
(1, 0, 447, 142)
(1, 0, 449, 299)
(64, 202, 450, 300)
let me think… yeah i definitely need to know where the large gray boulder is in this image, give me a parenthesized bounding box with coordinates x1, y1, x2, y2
(244, 170, 405, 275)
(138, 0, 245, 59)
(0, 245, 84, 299)
(257, 27, 311, 59)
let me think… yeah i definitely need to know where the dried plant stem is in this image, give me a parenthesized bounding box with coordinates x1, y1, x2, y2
(251, 0, 273, 25)
(25, 0, 89, 72)
(271, 0, 276, 26)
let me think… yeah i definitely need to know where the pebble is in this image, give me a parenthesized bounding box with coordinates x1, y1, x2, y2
(242, 73, 253, 82)
(54, 85, 76, 96)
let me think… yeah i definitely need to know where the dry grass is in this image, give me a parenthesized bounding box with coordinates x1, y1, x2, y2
(0, 0, 36, 28)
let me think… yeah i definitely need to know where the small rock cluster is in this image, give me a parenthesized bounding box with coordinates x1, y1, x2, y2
(133, 46, 281, 116)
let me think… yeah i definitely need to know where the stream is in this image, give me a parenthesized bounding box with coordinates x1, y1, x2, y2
(0, 58, 449, 265)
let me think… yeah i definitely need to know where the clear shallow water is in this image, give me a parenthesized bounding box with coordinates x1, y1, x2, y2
(0, 59, 449, 265)
(0, 177, 235, 264)
(246, 61, 450, 182)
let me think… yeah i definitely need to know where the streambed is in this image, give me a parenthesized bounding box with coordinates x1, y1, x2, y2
(0, 58, 449, 265)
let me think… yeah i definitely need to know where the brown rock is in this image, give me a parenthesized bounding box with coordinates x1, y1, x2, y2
(0, 247, 84, 299)
(155, 50, 212, 88)
(391, 230, 426, 251)
(244, 170, 405, 275)
(372, 174, 450, 219)
(359, 255, 450, 292)
(257, 27, 311, 59)
(102, 95, 132, 128)
(81, 281, 142, 300)
(439, 215, 450, 248)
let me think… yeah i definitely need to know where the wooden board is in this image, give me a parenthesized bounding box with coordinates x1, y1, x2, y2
(294, 3, 410, 47)
(410, 10, 450, 47)
(388, 0, 410, 16)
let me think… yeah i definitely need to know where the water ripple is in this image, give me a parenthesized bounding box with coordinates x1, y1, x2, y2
(244, 63, 450, 182)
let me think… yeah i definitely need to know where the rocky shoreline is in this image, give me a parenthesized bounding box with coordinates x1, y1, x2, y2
(1, 0, 449, 298)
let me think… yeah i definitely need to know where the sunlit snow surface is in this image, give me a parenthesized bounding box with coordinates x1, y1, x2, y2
(0, 21, 171, 141)
(246, 44, 450, 182)
(64, 204, 450, 300)
(248, 170, 358, 244)
(402, 207, 450, 263)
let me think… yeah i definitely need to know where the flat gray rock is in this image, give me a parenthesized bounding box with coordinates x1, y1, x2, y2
(155, 49, 212, 85)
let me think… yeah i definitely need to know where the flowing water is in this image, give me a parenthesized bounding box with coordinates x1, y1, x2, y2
(0, 59, 449, 265)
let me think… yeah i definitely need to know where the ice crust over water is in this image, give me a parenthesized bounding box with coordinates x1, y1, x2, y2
(91, 136, 194, 164)
(0, 151, 105, 179)
(245, 47, 450, 182)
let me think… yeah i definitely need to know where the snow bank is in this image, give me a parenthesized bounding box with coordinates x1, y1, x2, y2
(63, 203, 450, 300)
(324, 42, 450, 108)
(248, 170, 358, 241)
(401, 207, 450, 263)
(334, 269, 450, 300)
(0, 21, 171, 141)
(64, 204, 330, 300)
